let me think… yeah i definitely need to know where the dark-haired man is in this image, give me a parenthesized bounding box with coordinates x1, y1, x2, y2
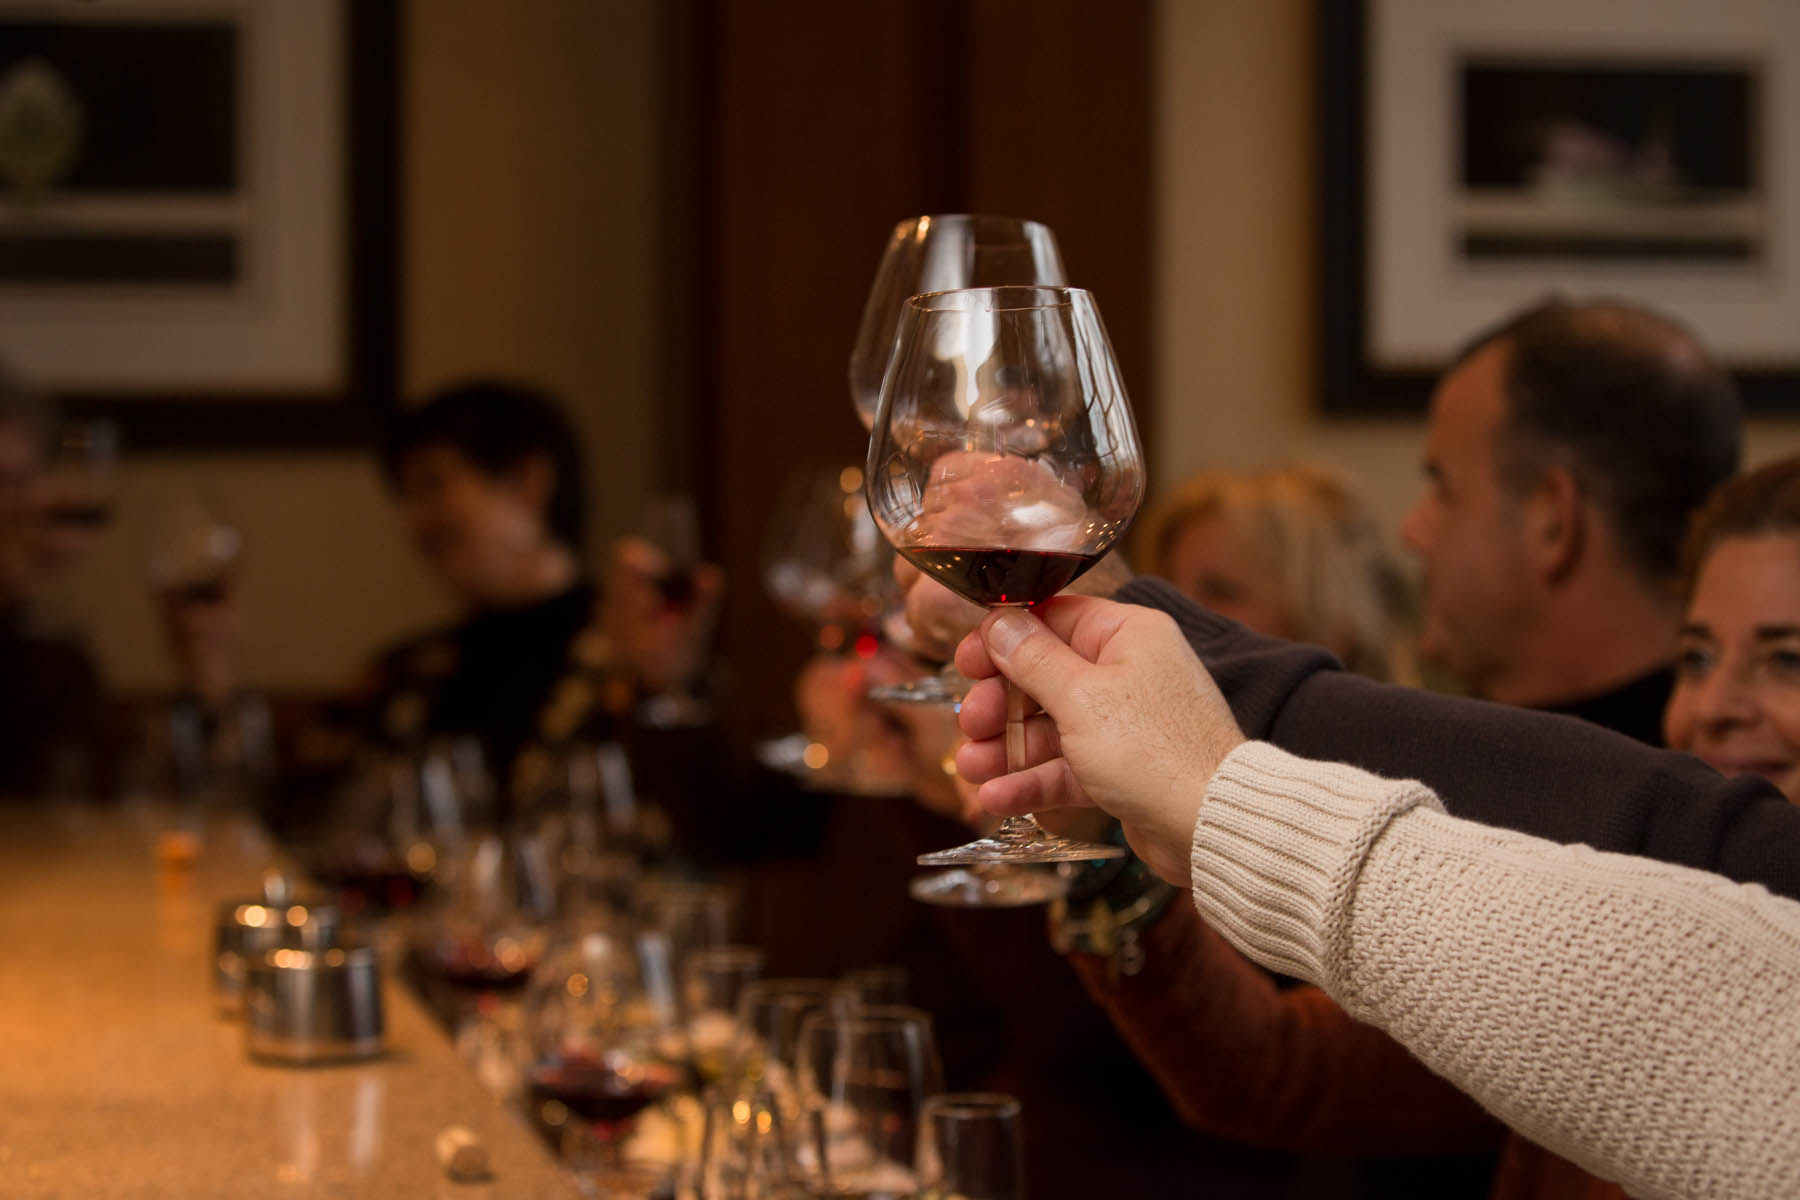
(285, 379, 722, 833)
(1401, 298, 1742, 743)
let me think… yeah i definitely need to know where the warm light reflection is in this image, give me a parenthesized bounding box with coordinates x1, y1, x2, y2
(839, 465, 863, 493)
(801, 742, 829, 770)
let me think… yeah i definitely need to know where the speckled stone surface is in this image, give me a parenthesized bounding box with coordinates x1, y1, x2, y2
(0, 806, 580, 1199)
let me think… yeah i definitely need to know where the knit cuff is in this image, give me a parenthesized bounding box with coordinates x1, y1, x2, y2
(1190, 741, 1443, 988)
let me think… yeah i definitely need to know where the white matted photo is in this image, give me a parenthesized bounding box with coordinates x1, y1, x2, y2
(1366, 0, 1800, 372)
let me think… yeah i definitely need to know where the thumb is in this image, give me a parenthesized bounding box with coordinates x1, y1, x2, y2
(981, 608, 1091, 717)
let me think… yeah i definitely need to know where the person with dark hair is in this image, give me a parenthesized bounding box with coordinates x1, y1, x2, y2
(297, 378, 722, 828)
(1401, 297, 1742, 744)
(1664, 454, 1800, 805)
(0, 361, 108, 796)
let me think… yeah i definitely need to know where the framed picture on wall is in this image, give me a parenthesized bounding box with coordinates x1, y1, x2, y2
(0, 0, 397, 449)
(1320, 0, 1800, 414)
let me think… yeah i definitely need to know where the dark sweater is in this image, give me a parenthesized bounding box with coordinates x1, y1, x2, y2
(1116, 577, 1800, 899)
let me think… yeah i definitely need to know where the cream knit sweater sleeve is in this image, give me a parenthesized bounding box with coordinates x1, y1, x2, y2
(1189, 740, 1800, 1200)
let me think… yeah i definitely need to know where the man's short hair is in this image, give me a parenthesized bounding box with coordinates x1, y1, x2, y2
(1454, 297, 1742, 585)
(381, 378, 588, 552)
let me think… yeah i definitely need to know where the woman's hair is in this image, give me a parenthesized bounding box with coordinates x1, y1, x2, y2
(1681, 455, 1800, 599)
(381, 378, 588, 552)
(1135, 463, 1417, 682)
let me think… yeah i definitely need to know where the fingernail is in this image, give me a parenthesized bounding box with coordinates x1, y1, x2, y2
(986, 608, 1035, 659)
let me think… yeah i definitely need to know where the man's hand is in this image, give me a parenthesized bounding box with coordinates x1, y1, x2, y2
(952, 596, 1245, 884)
(602, 536, 725, 696)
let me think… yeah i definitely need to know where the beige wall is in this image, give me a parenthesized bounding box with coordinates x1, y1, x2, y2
(1151, 0, 1800, 533)
(43, 0, 663, 694)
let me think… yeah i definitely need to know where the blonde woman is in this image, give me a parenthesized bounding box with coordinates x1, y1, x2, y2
(1135, 464, 1417, 683)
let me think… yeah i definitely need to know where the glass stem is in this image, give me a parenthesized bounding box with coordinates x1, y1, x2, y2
(999, 677, 1046, 843)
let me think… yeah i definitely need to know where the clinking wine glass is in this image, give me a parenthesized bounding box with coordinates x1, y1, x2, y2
(865, 285, 1145, 867)
(851, 215, 1066, 709)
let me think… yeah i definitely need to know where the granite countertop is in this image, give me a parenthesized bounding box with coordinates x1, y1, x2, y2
(0, 804, 580, 1199)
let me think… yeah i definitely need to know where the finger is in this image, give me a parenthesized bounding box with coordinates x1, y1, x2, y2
(954, 629, 998, 681)
(954, 711, 1060, 781)
(1028, 594, 1141, 665)
(975, 757, 1091, 816)
(978, 609, 1099, 718)
(955, 677, 1043, 742)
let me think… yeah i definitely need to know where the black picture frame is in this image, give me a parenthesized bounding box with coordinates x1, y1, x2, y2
(1317, 0, 1800, 416)
(46, 0, 400, 452)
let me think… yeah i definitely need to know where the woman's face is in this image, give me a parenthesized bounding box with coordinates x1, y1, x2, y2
(1665, 533, 1800, 804)
(1162, 512, 1297, 641)
(396, 444, 550, 607)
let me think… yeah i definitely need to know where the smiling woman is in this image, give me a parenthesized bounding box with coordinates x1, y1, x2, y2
(1666, 455, 1800, 803)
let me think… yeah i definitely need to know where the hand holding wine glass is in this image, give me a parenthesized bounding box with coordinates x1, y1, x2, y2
(865, 285, 1145, 866)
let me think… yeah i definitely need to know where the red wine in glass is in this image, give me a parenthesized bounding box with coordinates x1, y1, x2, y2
(900, 547, 1101, 609)
(529, 1053, 679, 1127)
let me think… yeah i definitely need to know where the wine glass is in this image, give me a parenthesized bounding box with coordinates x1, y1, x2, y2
(735, 978, 845, 1103)
(759, 465, 911, 797)
(793, 1006, 943, 1197)
(915, 1093, 1025, 1200)
(685, 945, 767, 1084)
(697, 1086, 799, 1198)
(865, 285, 1145, 866)
(523, 931, 687, 1188)
(851, 215, 1066, 709)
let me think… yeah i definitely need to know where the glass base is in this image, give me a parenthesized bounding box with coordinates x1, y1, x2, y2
(867, 675, 966, 706)
(917, 824, 1126, 866)
(753, 732, 913, 798)
(908, 866, 1068, 907)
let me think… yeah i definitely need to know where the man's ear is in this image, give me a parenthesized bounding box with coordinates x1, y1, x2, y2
(1520, 463, 1584, 585)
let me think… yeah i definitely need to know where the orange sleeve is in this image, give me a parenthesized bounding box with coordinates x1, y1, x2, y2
(1071, 902, 1504, 1156)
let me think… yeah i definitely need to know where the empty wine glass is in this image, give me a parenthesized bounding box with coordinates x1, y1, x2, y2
(686, 945, 766, 1084)
(697, 1086, 800, 1198)
(759, 465, 910, 796)
(793, 1006, 943, 1197)
(915, 1093, 1024, 1200)
(850, 215, 1065, 708)
(735, 978, 845, 1103)
(865, 286, 1145, 866)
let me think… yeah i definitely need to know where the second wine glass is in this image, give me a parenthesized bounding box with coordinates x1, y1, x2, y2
(865, 285, 1145, 866)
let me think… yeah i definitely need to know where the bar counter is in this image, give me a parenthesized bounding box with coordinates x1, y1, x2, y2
(0, 805, 579, 1199)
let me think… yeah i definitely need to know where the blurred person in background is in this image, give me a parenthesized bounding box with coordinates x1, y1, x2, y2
(0, 361, 108, 797)
(140, 496, 274, 802)
(1401, 296, 1741, 743)
(887, 296, 1751, 1200)
(1665, 455, 1800, 805)
(1136, 462, 1418, 683)
(286, 378, 723, 837)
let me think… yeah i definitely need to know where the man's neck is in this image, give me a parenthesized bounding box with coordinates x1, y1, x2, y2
(1478, 576, 1679, 710)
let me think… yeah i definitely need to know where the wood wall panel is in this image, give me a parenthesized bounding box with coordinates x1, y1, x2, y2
(684, 0, 1153, 734)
